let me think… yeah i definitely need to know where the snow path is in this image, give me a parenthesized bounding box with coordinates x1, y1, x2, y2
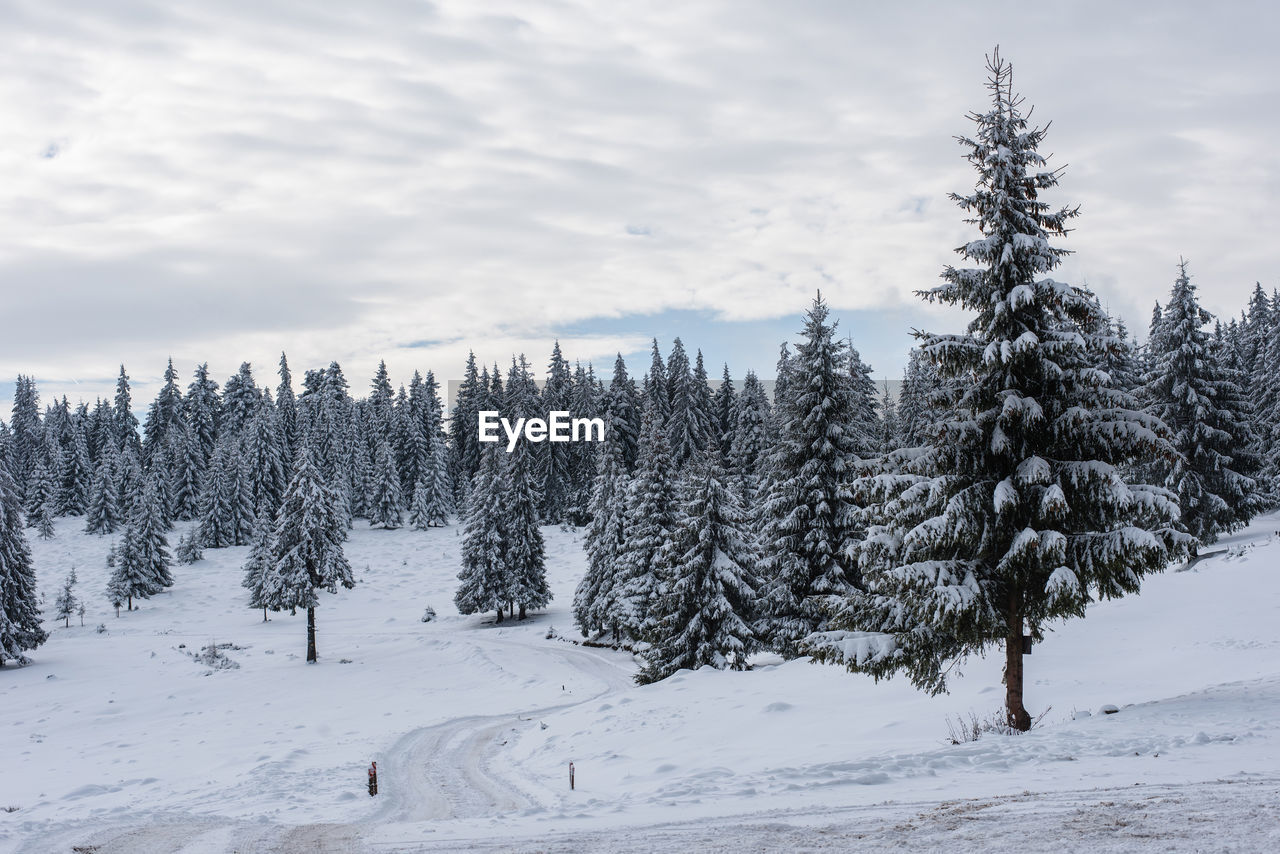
(370, 637, 634, 823)
(19, 634, 636, 854)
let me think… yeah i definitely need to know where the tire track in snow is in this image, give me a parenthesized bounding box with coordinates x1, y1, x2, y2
(371, 637, 634, 823)
(34, 635, 633, 854)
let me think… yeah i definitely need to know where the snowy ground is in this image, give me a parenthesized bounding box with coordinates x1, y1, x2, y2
(4, 514, 1280, 852)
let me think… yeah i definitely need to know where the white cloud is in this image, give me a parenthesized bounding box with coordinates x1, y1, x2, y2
(0, 0, 1276, 410)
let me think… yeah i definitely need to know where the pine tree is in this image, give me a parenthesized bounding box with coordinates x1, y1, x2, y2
(410, 442, 452, 529)
(175, 531, 203, 564)
(643, 339, 670, 423)
(369, 436, 403, 529)
(220, 362, 261, 436)
(713, 364, 738, 457)
(56, 426, 92, 516)
(106, 479, 173, 614)
(728, 371, 772, 491)
(496, 356, 551, 617)
(35, 504, 54, 539)
(755, 294, 865, 656)
(666, 339, 712, 467)
(638, 455, 760, 683)
(131, 474, 175, 591)
(613, 408, 680, 642)
(605, 354, 641, 472)
(276, 353, 299, 479)
(877, 381, 899, 454)
(539, 341, 574, 523)
(185, 363, 221, 473)
(198, 437, 256, 547)
(450, 352, 483, 506)
(54, 568, 79, 628)
(0, 465, 47, 663)
(142, 358, 183, 463)
(9, 375, 43, 499)
(565, 362, 604, 524)
(241, 515, 277, 621)
(24, 458, 56, 529)
(574, 439, 630, 639)
(264, 448, 355, 662)
(846, 342, 881, 459)
(896, 348, 946, 448)
(245, 403, 287, 520)
(455, 445, 510, 623)
(84, 451, 122, 535)
(113, 366, 140, 453)
(1143, 261, 1262, 542)
(804, 51, 1188, 731)
(164, 422, 203, 521)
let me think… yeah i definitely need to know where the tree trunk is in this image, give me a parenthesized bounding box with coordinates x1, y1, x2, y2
(128, 595, 133, 611)
(262, 606, 268, 622)
(307, 606, 318, 663)
(495, 608, 504, 624)
(1005, 592, 1031, 731)
(519, 603, 527, 620)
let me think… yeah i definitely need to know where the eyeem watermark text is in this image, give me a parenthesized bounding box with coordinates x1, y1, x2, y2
(478, 411, 605, 452)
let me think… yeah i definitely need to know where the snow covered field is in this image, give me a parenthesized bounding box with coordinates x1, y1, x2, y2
(4, 515, 1280, 853)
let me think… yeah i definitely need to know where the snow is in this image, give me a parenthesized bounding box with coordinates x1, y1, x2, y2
(5, 514, 1280, 851)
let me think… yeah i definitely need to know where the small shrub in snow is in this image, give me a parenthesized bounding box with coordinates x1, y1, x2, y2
(421, 606, 436, 623)
(946, 707, 1051, 744)
(188, 642, 241, 671)
(95, 623, 107, 635)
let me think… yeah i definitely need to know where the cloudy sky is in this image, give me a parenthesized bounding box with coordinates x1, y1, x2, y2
(1, 0, 1276, 413)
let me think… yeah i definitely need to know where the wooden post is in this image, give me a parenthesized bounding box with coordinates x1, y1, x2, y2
(368, 761, 378, 796)
(569, 761, 575, 791)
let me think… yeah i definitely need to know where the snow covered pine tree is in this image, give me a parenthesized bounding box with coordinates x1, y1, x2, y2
(804, 49, 1189, 731)
(264, 448, 355, 662)
(638, 453, 760, 683)
(0, 463, 47, 664)
(1143, 261, 1262, 542)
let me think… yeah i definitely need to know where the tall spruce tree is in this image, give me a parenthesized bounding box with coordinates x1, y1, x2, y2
(455, 444, 510, 623)
(0, 465, 47, 663)
(613, 407, 680, 642)
(241, 514, 278, 622)
(539, 342, 574, 524)
(84, 449, 122, 535)
(643, 339, 670, 423)
(409, 441, 452, 529)
(220, 362, 261, 437)
(369, 436, 403, 529)
(142, 358, 183, 463)
(113, 366, 139, 453)
(450, 352, 484, 506)
(185, 363, 221, 472)
(713, 364, 738, 457)
(755, 294, 865, 656)
(638, 454, 760, 683)
(728, 371, 771, 492)
(574, 439, 630, 639)
(245, 402, 287, 520)
(1142, 261, 1261, 541)
(503, 357, 551, 617)
(804, 50, 1188, 731)
(56, 426, 92, 516)
(265, 448, 355, 662)
(605, 354, 641, 472)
